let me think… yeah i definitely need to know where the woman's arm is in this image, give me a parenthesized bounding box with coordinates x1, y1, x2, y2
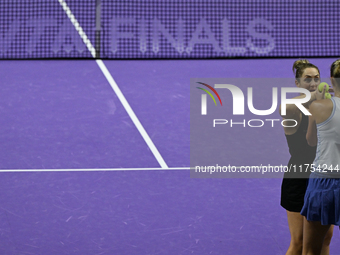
(279, 92, 317, 119)
(306, 102, 318, 147)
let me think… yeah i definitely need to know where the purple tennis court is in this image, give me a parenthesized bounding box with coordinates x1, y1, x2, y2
(1, 59, 340, 254)
(1, 1, 340, 254)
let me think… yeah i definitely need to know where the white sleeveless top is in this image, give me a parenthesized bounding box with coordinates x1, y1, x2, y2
(313, 97, 340, 176)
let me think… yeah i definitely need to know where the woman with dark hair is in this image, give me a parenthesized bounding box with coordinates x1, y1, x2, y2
(280, 60, 333, 255)
(301, 59, 340, 255)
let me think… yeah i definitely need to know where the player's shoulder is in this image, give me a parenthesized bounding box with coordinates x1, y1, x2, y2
(310, 99, 332, 112)
(309, 99, 333, 122)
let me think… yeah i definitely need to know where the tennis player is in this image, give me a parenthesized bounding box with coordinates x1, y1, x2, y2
(280, 60, 333, 255)
(301, 59, 340, 255)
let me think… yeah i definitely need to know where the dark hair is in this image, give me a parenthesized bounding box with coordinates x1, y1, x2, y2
(292, 59, 320, 81)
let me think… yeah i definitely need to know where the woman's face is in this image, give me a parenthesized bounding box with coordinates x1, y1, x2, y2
(296, 67, 320, 92)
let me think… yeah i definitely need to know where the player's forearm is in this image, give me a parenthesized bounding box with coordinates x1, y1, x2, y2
(306, 118, 317, 147)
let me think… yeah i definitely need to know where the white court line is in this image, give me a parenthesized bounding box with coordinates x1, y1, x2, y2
(95, 60, 169, 169)
(57, 0, 168, 169)
(0, 167, 191, 173)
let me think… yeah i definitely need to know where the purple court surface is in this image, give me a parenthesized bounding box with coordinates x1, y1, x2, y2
(0, 58, 339, 254)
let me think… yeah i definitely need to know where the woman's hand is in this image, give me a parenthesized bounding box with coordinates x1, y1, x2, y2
(313, 84, 335, 101)
(314, 85, 327, 101)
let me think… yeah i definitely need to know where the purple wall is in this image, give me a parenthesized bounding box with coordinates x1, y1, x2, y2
(1, 0, 339, 59)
